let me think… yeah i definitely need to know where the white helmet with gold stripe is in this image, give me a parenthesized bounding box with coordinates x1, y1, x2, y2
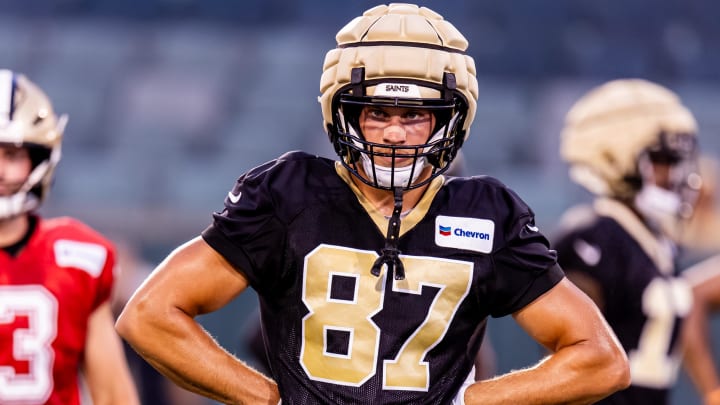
(0, 69, 67, 218)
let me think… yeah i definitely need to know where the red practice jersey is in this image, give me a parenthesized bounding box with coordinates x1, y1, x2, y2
(0, 216, 115, 405)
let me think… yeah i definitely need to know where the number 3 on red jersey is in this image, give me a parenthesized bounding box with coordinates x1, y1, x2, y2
(0, 286, 58, 403)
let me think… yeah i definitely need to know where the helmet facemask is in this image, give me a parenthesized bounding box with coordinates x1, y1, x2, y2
(329, 68, 468, 191)
(0, 69, 66, 219)
(633, 131, 701, 234)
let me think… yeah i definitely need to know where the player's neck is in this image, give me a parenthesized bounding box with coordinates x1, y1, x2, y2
(353, 177, 430, 218)
(0, 214, 30, 248)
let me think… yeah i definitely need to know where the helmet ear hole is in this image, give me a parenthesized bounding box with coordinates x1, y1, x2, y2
(326, 123, 342, 155)
(426, 147, 454, 169)
(425, 151, 441, 168)
(342, 105, 363, 135)
(27, 145, 51, 169)
(433, 110, 452, 134)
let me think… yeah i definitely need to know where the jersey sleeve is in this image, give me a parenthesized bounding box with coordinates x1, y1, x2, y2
(93, 242, 116, 310)
(485, 186, 564, 317)
(47, 217, 118, 311)
(202, 159, 288, 295)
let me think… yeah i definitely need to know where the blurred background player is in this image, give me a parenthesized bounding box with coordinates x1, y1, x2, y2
(676, 156, 720, 257)
(678, 157, 720, 405)
(553, 78, 701, 404)
(0, 69, 139, 405)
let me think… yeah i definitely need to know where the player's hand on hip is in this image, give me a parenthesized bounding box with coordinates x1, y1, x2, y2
(705, 387, 720, 405)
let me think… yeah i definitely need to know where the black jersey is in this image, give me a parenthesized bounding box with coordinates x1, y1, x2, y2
(553, 199, 691, 405)
(203, 151, 564, 405)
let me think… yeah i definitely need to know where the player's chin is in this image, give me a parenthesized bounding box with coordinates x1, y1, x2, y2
(375, 155, 416, 168)
(0, 186, 19, 196)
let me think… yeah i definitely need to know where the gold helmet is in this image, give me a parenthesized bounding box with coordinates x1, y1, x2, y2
(561, 78, 698, 199)
(0, 69, 67, 218)
(319, 3, 479, 190)
(561, 79, 701, 235)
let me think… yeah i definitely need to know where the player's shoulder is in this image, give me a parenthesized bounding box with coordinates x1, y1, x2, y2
(34, 216, 114, 278)
(445, 174, 520, 198)
(443, 174, 533, 216)
(555, 204, 599, 236)
(241, 151, 342, 195)
(553, 203, 628, 246)
(444, 175, 510, 200)
(37, 216, 114, 248)
(277, 150, 330, 164)
(248, 151, 334, 177)
(445, 173, 506, 187)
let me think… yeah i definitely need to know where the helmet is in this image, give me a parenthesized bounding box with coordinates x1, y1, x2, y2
(319, 3, 479, 190)
(0, 69, 67, 218)
(560, 78, 700, 232)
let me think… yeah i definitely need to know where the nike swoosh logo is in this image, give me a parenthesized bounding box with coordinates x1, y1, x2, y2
(227, 190, 242, 204)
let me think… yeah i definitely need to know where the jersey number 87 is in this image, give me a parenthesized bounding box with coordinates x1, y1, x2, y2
(300, 244, 473, 391)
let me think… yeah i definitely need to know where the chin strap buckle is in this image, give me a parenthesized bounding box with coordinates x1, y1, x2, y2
(370, 187, 405, 280)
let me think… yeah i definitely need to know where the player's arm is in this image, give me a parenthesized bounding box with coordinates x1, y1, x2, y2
(82, 302, 140, 405)
(463, 278, 630, 405)
(682, 256, 720, 405)
(115, 236, 280, 404)
(564, 270, 605, 311)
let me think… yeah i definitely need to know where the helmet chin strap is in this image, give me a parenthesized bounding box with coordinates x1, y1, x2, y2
(633, 152, 688, 235)
(0, 192, 40, 219)
(634, 184, 682, 235)
(370, 187, 406, 280)
(0, 159, 50, 219)
(361, 155, 426, 189)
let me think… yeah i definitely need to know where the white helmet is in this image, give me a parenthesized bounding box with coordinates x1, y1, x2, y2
(319, 3, 479, 190)
(0, 69, 67, 218)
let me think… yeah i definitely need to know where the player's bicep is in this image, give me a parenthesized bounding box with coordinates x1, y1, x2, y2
(130, 236, 249, 317)
(564, 269, 605, 311)
(512, 277, 607, 352)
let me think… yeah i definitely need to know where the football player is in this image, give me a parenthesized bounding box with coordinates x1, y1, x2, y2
(554, 78, 701, 404)
(0, 69, 139, 404)
(116, 4, 629, 404)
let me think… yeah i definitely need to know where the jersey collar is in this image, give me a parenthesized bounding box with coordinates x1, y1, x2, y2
(335, 162, 444, 237)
